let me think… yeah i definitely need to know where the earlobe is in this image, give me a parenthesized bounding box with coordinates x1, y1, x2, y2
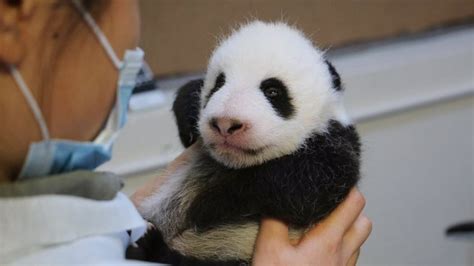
(0, 0, 36, 65)
(20, 0, 36, 18)
(0, 28, 24, 65)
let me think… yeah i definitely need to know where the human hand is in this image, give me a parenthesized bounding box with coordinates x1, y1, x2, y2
(253, 188, 371, 266)
(130, 143, 199, 207)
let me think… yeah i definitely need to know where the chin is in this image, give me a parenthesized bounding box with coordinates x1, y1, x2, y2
(205, 139, 296, 169)
(203, 141, 263, 169)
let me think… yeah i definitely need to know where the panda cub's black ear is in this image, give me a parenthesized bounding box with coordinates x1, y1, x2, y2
(172, 79, 204, 148)
(325, 60, 343, 91)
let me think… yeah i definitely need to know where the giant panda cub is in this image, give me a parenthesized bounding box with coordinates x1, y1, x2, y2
(135, 21, 361, 265)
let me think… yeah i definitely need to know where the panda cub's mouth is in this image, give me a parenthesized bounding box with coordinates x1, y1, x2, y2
(208, 141, 267, 156)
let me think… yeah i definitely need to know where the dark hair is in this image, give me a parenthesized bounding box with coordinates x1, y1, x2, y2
(81, 0, 108, 16)
(5, 0, 20, 6)
(5, 0, 105, 12)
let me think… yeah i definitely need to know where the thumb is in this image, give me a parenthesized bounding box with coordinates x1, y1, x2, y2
(256, 218, 290, 247)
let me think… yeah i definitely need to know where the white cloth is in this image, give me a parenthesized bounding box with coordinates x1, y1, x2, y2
(0, 192, 163, 265)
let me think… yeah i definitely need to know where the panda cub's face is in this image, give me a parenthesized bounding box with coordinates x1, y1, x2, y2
(198, 21, 349, 169)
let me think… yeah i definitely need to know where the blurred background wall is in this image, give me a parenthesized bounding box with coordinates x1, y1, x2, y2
(101, 1, 474, 265)
(138, 0, 474, 76)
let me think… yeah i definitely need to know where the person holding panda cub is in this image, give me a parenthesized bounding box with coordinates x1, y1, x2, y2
(0, 0, 372, 265)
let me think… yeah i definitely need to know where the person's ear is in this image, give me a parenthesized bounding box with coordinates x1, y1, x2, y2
(0, 0, 36, 65)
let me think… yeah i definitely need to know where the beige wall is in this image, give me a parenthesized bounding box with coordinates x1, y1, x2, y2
(139, 0, 474, 76)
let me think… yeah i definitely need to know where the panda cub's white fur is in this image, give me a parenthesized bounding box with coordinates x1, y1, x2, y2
(198, 21, 349, 169)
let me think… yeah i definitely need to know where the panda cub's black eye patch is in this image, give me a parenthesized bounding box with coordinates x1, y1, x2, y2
(260, 78, 295, 119)
(205, 72, 226, 106)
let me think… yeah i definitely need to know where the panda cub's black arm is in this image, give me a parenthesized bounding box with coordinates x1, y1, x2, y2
(172, 79, 204, 148)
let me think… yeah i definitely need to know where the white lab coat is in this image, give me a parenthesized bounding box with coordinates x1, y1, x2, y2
(0, 192, 164, 265)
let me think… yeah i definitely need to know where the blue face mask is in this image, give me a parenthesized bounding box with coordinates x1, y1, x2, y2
(11, 0, 144, 179)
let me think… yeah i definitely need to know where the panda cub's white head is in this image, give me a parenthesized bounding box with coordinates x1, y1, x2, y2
(198, 21, 350, 169)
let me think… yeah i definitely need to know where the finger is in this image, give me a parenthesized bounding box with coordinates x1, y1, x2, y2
(131, 146, 197, 206)
(323, 188, 366, 235)
(326, 188, 366, 233)
(342, 214, 372, 258)
(256, 218, 290, 247)
(346, 249, 360, 266)
(166, 145, 196, 172)
(130, 170, 169, 207)
(300, 188, 366, 245)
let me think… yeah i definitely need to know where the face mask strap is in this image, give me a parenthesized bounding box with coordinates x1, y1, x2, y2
(71, 0, 122, 69)
(9, 65, 51, 141)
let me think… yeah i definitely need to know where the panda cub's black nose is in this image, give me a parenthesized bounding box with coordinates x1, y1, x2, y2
(209, 117, 246, 137)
